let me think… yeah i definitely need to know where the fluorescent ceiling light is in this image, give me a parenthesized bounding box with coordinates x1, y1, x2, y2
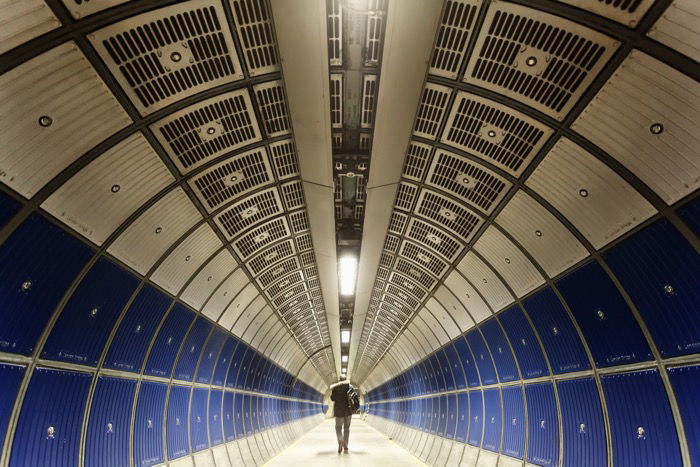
(341, 330, 351, 343)
(342, 355, 348, 363)
(338, 255, 358, 296)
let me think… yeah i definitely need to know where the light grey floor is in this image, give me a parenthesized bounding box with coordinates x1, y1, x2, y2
(264, 416, 426, 467)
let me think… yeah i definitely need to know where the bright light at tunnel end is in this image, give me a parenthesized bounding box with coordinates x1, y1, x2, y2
(338, 255, 358, 296)
(341, 330, 351, 344)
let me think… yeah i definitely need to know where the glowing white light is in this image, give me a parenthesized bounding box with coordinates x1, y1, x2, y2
(341, 330, 351, 344)
(342, 355, 348, 363)
(341, 367, 347, 373)
(338, 255, 358, 296)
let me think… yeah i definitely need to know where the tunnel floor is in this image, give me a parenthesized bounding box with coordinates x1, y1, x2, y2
(264, 416, 425, 467)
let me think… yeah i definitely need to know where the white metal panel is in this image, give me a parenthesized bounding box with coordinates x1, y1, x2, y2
(42, 132, 173, 245)
(219, 283, 258, 331)
(108, 187, 202, 275)
(181, 249, 238, 310)
(648, 0, 700, 62)
(396, 334, 419, 365)
(390, 337, 413, 369)
(410, 315, 440, 352)
(151, 224, 222, 295)
(476, 450, 498, 467)
(499, 456, 525, 467)
(573, 50, 700, 204)
(418, 307, 450, 346)
(0, 42, 131, 198)
(456, 252, 513, 313)
(496, 190, 589, 277)
(433, 285, 475, 332)
(474, 226, 545, 296)
(0, 0, 60, 54)
(193, 450, 215, 467)
(201, 268, 248, 322)
(402, 326, 431, 361)
(169, 456, 194, 467)
(425, 298, 461, 340)
(249, 311, 276, 348)
(232, 296, 267, 337)
(526, 137, 657, 249)
(211, 445, 229, 467)
(557, 0, 654, 25)
(259, 321, 283, 355)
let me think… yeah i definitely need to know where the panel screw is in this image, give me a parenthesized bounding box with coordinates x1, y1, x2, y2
(170, 51, 182, 62)
(649, 123, 664, 135)
(207, 276, 213, 282)
(504, 257, 511, 264)
(579, 188, 589, 198)
(111, 184, 121, 193)
(526, 56, 537, 67)
(155, 226, 162, 234)
(38, 115, 53, 127)
(535, 230, 542, 237)
(21, 280, 32, 291)
(185, 255, 191, 261)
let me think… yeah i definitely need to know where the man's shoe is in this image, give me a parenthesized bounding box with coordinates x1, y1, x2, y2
(338, 441, 343, 453)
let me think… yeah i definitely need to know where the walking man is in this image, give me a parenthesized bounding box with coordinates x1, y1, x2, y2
(330, 376, 359, 453)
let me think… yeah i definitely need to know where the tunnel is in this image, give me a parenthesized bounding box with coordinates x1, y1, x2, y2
(0, 0, 698, 466)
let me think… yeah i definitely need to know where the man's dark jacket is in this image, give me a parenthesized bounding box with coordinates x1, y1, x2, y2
(330, 380, 352, 417)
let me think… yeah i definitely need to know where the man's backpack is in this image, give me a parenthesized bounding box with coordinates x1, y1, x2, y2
(346, 385, 360, 413)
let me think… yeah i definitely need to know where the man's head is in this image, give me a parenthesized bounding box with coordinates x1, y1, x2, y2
(338, 375, 346, 381)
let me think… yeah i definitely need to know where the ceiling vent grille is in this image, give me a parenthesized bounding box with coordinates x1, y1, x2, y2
(232, 216, 290, 259)
(379, 252, 395, 269)
(429, 0, 480, 79)
(388, 272, 427, 301)
(426, 150, 511, 214)
(288, 210, 310, 233)
(406, 218, 463, 261)
(403, 141, 433, 182)
(413, 83, 453, 139)
(230, 0, 279, 76)
(271, 284, 307, 307)
(279, 296, 310, 317)
(308, 278, 321, 290)
(558, 0, 654, 25)
(257, 257, 300, 287)
(299, 251, 315, 267)
(414, 189, 483, 241)
(465, 2, 617, 120)
(280, 180, 305, 210)
(384, 235, 400, 253)
(365, 0, 386, 66)
(268, 139, 300, 180)
(361, 74, 378, 128)
(266, 271, 304, 298)
(395, 258, 437, 289)
(295, 233, 314, 252)
(305, 264, 319, 278)
(328, 0, 343, 66)
(253, 81, 291, 136)
(399, 241, 449, 278)
(246, 239, 295, 275)
(152, 90, 260, 174)
(441, 92, 553, 176)
(394, 182, 419, 211)
(189, 148, 273, 211)
(214, 188, 283, 238)
(90, 1, 243, 115)
(309, 288, 323, 300)
(388, 211, 408, 234)
(377, 267, 390, 281)
(381, 295, 413, 316)
(330, 73, 343, 128)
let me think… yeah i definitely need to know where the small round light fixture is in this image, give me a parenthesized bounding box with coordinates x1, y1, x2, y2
(487, 130, 497, 138)
(535, 230, 543, 237)
(504, 257, 511, 264)
(38, 115, 53, 127)
(111, 184, 121, 193)
(170, 51, 182, 62)
(230, 175, 238, 183)
(649, 123, 664, 135)
(207, 275, 213, 282)
(579, 188, 589, 198)
(526, 56, 537, 67)
(155, 226, 163, 234)
(185, 255, 191, 262)
(207, 127, 216, 135)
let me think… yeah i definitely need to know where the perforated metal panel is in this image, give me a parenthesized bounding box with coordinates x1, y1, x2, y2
(441, 92, 554, 176)
(0, 42, 131, 198)
(426, 298, 461, 339)
(231, 216, 290, 259)
(428, 0, 481, 79)
(464, 2, 618, 120)
(425, 150, 511, 215)
(395, 258, 437, 289)
(253, 81, 291, 137)
(202, 268, 248, 321)
(230, 0, 279, 76)
(361, 74, 378, 128)
(0, 0, 60, 54)
(414, 189, 484, 241)
(456, 252, 514, 313)
(648, 0, 700, 62)
(405, 218, 464, 261)
(246, 239, 296, 275)
(399, 241, 449, 278)
(108, 187, 202, 275)
(256, 257, 300, 288)
(443, 271, 492, 323)
(496, 190, 589, 277)
(268, 139, 300, 180)
(558, 0, 654, 25)
(573, 50, 700, 204)
(42, 132, 174, 245)
(152, 90, 261, 175)
(413, 83, 453, 140)
(181, 249, 238, 310)
(526, 137, 656, 249)
(90, 1, 244, 115)
(215, 188, 284, 239)
(218, 283, 258, 329)
(434, 285, 475, 331)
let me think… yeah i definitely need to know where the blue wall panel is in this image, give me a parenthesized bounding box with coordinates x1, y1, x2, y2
(482, 388, 501, 452)
(190, 388, 209, 452)
(212, 336, 237, 386)
(468, 390, 483, 446)
(234, 392, 245, 438)
(0, 214, 92, 355)
(144, 304, 195, 378)
(501, 386, 525, 459)
(429, 396, 439, 434)
(209, 389, 224, 446)
(466, 330, 497, 385)
(134, 382, 166, 467)
(223, 392, 235, 442)
(678, 196, 700, 235)
(226, 342, 247, 388)
(0, 364, 24, 452)
(196, 328, 226, 384)
(446, 394, 457, 439)
(558, 261, 652, 367)
(604, 219, 700, 358)
(557, 378, 606, 467)
(10, 368, 91, 467)
(243, 395, 253, 435)
(245, 353, 261, 391)
(85, 376, 136, 467)
(499, 305, 549, 379)
(173, 317, 212, 382)
(445, 343, 466, 389)
(437, 395, 448, 436)
(42, 258, 138, 366)
(525, 382, 559, 466)
(103, 285, 171, 372)
(454, 337, 480, 387)
(668, 365, 700, 466)
(420, 397, 430, 431)
(456, 392, 469, 442)
(166, 385, 191, 460)
(437, 349, 455, 390)
(603, 370, 682, 467)
(236, 347, 254, 389)
(523, 287, 590, 374)
(480, 319, 519, 382)
(0, 191, 19, 227)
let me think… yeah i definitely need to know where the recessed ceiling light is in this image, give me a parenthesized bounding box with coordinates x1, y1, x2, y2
(649, 123, 664, 135)
(38, 115, 53, 127)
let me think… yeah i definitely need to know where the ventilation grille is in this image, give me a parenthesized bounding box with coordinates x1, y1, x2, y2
(394, 182, 418, 211)
(288, 210, 310, 233)
(365, 0, 386, 66)
(330, 73, 343, 128)
(232, 216, 290, 259)
(361, 74, 378, 128)
(406, 218, 463, 261)
(308, 277, 321, 290)
(253, 81, 291, 136)
(299, 251, 315, 267)
(441, 92, 553, 176)
(429, 0, 480, 78)
(388, 212, 408, 234)
(377, 267, 390, 281)
(90, 1, 243, 115)
(382, 294, 415, 315)
(426, 150, 511, 214)
(464, 2, 617, 120)
(272, 284, 307, 307)
(403, 141, 433, 182)
(328, 0, 343, 66)
(268, 139, 299, 180)
(388, 273, 427, 300)
(295, 233, 313, 252)
(379, 252, 395, 269)
(230, 0, 279, 76)
(395, 259, 437, 290)
(413, 83, 452, 139)
(278, 181, 304, 211)
(280, 296, 310, 317)
(266, 271, 304, 298)
(384, 235, 400, 253)
(400, 241, 449, 278)
(305, 265, 318, 279)
(189, 147, 273, 211)
(257, 257, 300, 287)
(558, 0, 655, 25)
(414, 189, 483, 241)
(214, 188, 283, 239)
(246, 239, 295, 275)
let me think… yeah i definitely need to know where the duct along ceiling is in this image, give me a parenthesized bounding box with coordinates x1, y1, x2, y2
(0, 0, 698, 466)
